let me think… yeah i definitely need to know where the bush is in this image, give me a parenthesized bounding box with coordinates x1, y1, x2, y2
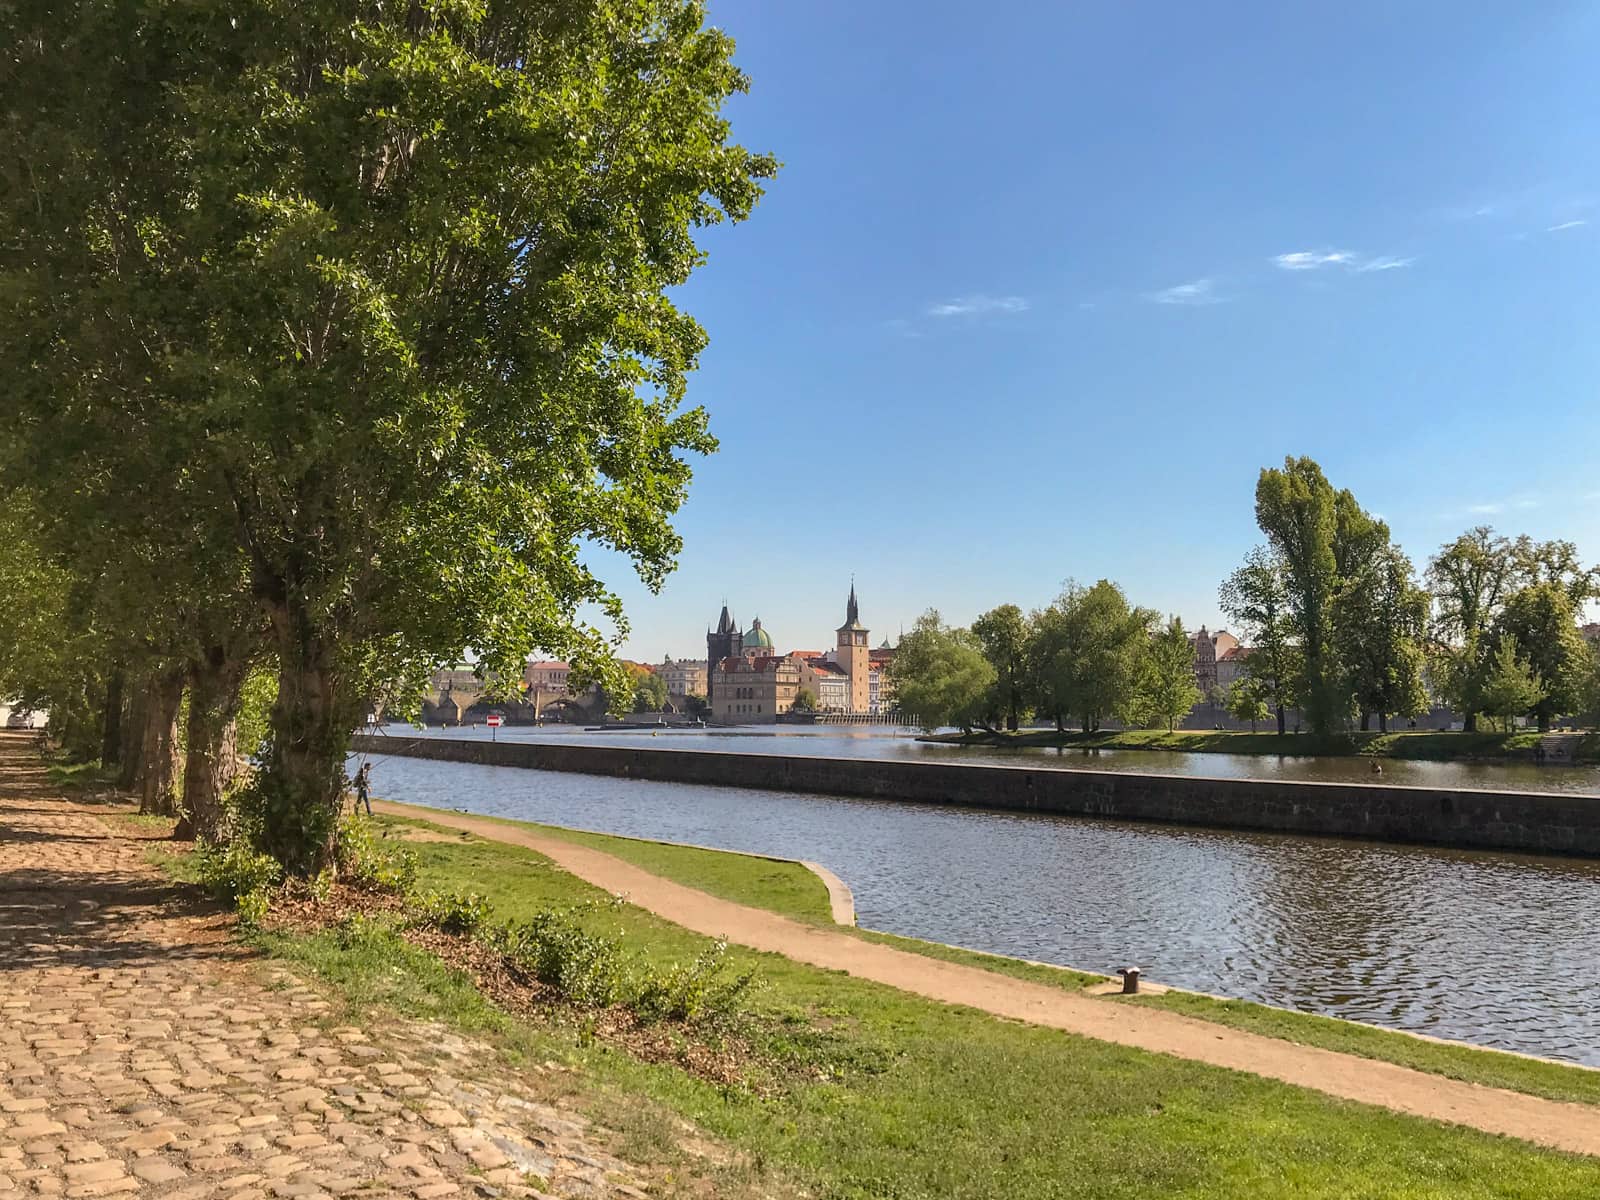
(335, 816, 418, 893)
(493, 905, 627, 1008)
(196, 840, 283, 905)
(637, 941, 759, 1029)
(193, 840, 282, 928)
(412, 888, 492, 936)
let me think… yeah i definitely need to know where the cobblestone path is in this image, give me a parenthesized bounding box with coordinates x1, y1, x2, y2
(0, 735, 661, 1200)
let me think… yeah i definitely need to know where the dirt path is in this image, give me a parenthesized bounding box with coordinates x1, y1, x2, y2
(0, 734, 681, 1200)
(374, 798, 1600, 1158)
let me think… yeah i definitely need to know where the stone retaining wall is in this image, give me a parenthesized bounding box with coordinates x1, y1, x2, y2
(350, 734, 1600, 857)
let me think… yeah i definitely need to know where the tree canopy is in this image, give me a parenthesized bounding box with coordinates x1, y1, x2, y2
(0, 0, 773, 871)
(889, 611, 997, 734)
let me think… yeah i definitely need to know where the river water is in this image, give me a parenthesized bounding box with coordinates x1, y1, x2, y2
(360, 726, 1600, 1065)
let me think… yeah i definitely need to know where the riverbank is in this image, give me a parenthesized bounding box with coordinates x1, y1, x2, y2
(373, 801, 1600, 1108)
(352, 733, 1600, 857)
(165, 803, 1600, 1193)
(20, 718, 1589, 1196)
(923, 727, 1600, 762)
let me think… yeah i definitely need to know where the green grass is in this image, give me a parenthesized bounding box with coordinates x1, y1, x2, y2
(1132, 989, 1600, 1107)
(424, 812, 837, 924)
(378, 806, 1600, 1105)
(382, 807, 1108, 989)
(207, 813, 1600, 1198)
(927, 727, 1600, 763)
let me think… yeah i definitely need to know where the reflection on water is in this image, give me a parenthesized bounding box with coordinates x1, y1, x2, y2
(359, 748, 1600, 1066)
(384, 722, 1600, 795)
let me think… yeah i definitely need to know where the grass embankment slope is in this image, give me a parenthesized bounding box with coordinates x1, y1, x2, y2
(928, 727, 1600, 762)
(443, 813, 1600, 1107)
(201, 808, 1600, 1199)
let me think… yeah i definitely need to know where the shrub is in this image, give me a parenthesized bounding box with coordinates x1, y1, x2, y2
(636, 941, 759, 1029)
(193, 839, 282, 929)
(196, 840, 283, 905)
(493, 905, 627, 1008)
(412, 888, 493, 936)
(236, 887, 272, 929)
(335, 817, 418, 893)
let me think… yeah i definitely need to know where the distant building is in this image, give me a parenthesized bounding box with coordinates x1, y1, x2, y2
(795, 654, 850, 711)
(1216, 645, 1251, 693)
(706, 605, 743, 707)
(523, 661, 572, 693)
(828, 583, 872, 713)
(656, 656, 708, 698)
(741, 617, 775, 660)
(710, 654, 801, 723)
(704, 584, 894, 722)
(1190, 627, 1240, 697)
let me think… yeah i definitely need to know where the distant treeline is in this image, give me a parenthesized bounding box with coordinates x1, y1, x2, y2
(891, 456, 1599, 737)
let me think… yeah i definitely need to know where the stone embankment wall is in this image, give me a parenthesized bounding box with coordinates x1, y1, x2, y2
(349, 735, 1600, 858)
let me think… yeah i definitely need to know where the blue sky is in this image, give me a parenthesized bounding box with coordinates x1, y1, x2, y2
(595, 0, 1600, 662)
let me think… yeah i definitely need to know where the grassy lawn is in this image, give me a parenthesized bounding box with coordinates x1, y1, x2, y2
(376, 806, 1600, 1107)
(925, 727, 1600, 763)
(222, 811, 1600, 1198)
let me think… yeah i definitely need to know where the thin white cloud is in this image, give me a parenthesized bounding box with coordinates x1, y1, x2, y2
(925, 294, 1029, 318)
(1149, 279, 1222, 306)
(1273, 250, 1356, 271)
(1547, 220, 1587, 232)
(1274, 249, 1415, 273)
(1357, 255, 1415, 272)
(1464, 496, 1539, 518)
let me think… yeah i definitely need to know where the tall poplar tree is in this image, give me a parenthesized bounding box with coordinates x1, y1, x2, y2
(2, 1, 775, 872)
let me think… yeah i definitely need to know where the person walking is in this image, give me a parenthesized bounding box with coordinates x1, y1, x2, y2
(353, 762, 373, 816)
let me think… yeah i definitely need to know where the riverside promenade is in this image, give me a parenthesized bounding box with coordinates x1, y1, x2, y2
(371, 799, 1600, 1158)
(0, 734, 658, 1200)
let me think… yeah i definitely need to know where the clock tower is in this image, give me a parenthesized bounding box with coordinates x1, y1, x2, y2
(835, 581, 870, 714)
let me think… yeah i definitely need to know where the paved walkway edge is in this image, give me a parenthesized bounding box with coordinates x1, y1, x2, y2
(374, 798, 1600, 1158)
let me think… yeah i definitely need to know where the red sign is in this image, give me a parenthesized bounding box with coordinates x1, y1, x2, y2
(486, 714, 503, 727)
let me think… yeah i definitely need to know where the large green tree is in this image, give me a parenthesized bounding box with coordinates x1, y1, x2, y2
(1218, 546, 1299, 735)
(1253, 457, 1392, 734)
(1333, 544, 1430, 732)
(1029, 581, 1154, 732)
(1426, 527, 1521, 731)
(1489, 583, 1590, 731)
(1253, 458, 1342, 733)
(971, 604, 1032, 732)
(1138, 617, 1202, 731)
(2, 1, 774, 872)
(889, 611, 996, 734)
(1476, 635, 1546, 732)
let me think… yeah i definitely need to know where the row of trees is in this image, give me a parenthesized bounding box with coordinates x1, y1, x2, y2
(890, 456, 1599, 737)
(0, 2, 773, 872)
(1223, 458, 1597, 735)
(891, 586, 1206, 734)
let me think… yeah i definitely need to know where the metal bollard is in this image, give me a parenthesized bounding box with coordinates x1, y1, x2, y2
(1117, 967, 1141, 994)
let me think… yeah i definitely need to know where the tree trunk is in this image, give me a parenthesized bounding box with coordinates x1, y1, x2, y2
(1463, 711, 1478, 733)
(174, 648, 249, 843)
(139, 670, 185, 816)
(1276, 704, 1286, 736)
(258, 618, 356, 875)
(1379, 711, 1389, 734)
(118, 681, 148, 791)
(1359, 711, 1371, 732)
(100, 669, 124, 769)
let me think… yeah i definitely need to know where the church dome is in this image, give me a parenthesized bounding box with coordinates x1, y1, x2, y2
(744, 617, 774, 649)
